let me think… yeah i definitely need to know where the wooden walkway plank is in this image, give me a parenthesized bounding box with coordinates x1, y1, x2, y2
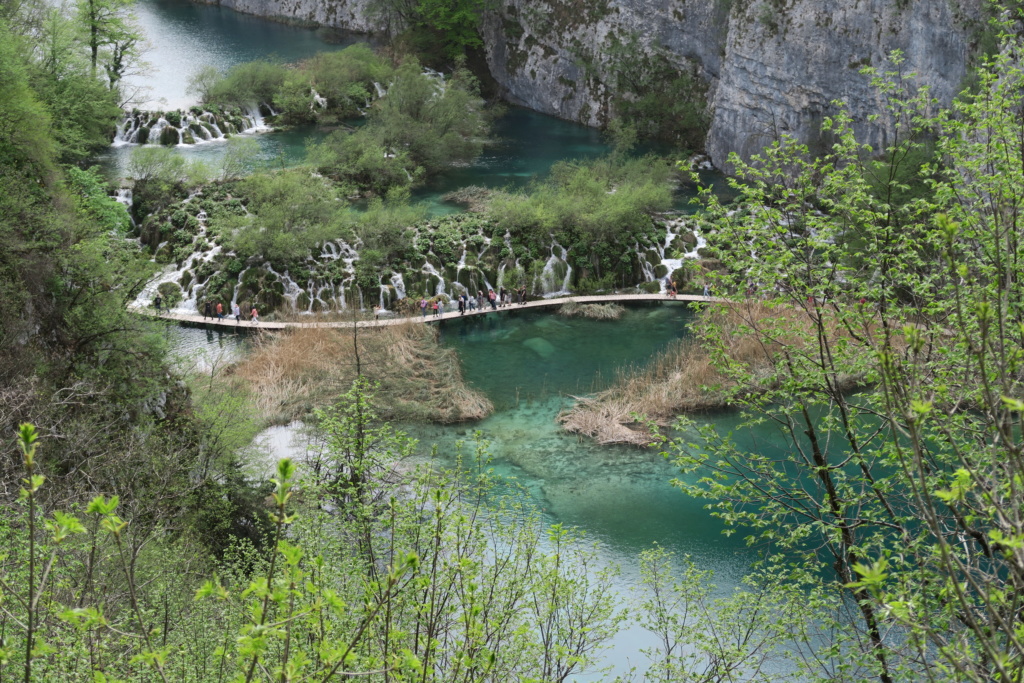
(136, 294, 724, 331)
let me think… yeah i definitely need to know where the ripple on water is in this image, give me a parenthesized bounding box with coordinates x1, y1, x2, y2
(161, 324, 249, 373)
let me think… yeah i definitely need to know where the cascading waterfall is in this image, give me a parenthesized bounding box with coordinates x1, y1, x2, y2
(389, 272, 406, 300)
(311, 89, 327, 110)
(263, 264, 303, 308)
(112, 107, 266, 147)
(536, 241, 572, 297)
(647, 217, 705, 293)
(243, 103, 272, 133)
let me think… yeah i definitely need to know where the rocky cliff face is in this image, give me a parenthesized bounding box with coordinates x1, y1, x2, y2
(194, 0, 986, 169)
(480, 0, 984, 168)
(704, 0, 983, 168)
(195, 0, 380, 33)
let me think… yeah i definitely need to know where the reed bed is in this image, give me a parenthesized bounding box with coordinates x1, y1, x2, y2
(558, 300, 840, 445)
(558, 301, 626, 320)
(232, 323, 492, 424)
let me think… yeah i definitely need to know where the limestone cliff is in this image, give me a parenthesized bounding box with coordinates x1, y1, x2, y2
(193, 0, 987, 168)
(195, 0, 380, 33)
(480, 0, 985, 168)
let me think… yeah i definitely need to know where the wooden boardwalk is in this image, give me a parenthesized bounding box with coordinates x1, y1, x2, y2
(139, 293, 722, 331)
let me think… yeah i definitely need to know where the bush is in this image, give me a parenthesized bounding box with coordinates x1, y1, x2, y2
(639, 280, 661, 294)
(218, 170, 344, 261)
(157, 281, 183, 307)
(278, 44, 391, 123)
(205, 60, 289, 109)
(159, 126, 179, 146)
(576, 273, 616, 294)
(308, 129, 423, 195)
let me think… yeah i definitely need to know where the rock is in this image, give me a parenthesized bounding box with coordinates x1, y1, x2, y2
(523, 337, 556, 359)
(193, 0, 380, 33)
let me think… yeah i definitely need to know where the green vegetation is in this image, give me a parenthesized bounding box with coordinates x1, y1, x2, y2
(202, 59, 289, 110)
(308, 60, 488, 193)
(370, 0, 489, 63)
(220, 170, 341, 261)
(604, 34, 711, 149)
(655, 43, 1024, 681)
(490, 153, 675, 281)
(278, 43, 393, 122)
(13, 0, 1024, 678)
(4, 379, 813, 681)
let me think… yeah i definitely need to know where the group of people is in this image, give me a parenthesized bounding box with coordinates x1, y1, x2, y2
(200, 300, 259, 324)
(663, 278, 714, 299)
(456, 286, 528, 316)
(418, 286, 530, 318)
(151, 295, 259, 324)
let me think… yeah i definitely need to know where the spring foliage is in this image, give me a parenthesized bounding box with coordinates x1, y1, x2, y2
(668, 35, 1024, 682)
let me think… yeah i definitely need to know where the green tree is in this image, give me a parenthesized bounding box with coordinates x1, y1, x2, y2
(75, 0, 137, 79)
(220, 135, 261, 180)
(219, 169, 343, 261)
(415, 0, 487, 58)
(670, 36, 1024, 683)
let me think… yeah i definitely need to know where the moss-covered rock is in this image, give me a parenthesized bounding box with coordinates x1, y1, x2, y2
(159, 126, 180, 146)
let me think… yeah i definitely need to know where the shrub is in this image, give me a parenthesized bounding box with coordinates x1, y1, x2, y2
(639, 280, 661, 294)
(157, 281, 183, 307)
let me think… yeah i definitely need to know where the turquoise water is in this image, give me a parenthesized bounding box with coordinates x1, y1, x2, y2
(170, 305, 768, 676)
(413, 304, 757, 676)
(421, 304, 751, 561)
(101, 0, 720, 213)
(126, 0, 362, 110)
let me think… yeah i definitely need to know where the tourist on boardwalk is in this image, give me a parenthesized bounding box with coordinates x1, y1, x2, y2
(468, 295, 477, 310)
(519, 286, 527, 305)
(373, 305, 381, 320)
(420, 298, 428, 317)
(153, 294, 162, 313)
(432, 299, 441, 317)
(476, 290, 485, 310)
(499, 287, 507, 307)
(232, 302, 241, 324)
(703, 283, 711, 299)
(488, 289, 497, 310)
(458, 295, 465, 315)
(669, 280, 678, 299)
(216, 301, 224, 319)
(203, 301, 212, 320)
(250, 306, 259, 325)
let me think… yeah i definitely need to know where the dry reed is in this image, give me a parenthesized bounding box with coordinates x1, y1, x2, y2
(558, 301, 626, 320)
(558, 300, 833, 445)
(232, 322, 492, 424)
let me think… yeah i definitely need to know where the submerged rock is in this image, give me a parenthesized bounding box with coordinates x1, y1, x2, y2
(522, 337, 556, 359)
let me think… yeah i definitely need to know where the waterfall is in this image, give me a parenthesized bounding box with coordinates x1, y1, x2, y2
(113, 188, 132, 208)
(636, 217, 706, 293)
(231, 268, 248, 306)
(421, 262, 447, 297)
(536, 241, 572, 297)
(311, 88, 327, 110)
(373, 82, 387, 98)
(264, 264, 303, 308)
(111, 108, 246, 147)
(389, 272, 406, 299)
(242, 103, 272, 133)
